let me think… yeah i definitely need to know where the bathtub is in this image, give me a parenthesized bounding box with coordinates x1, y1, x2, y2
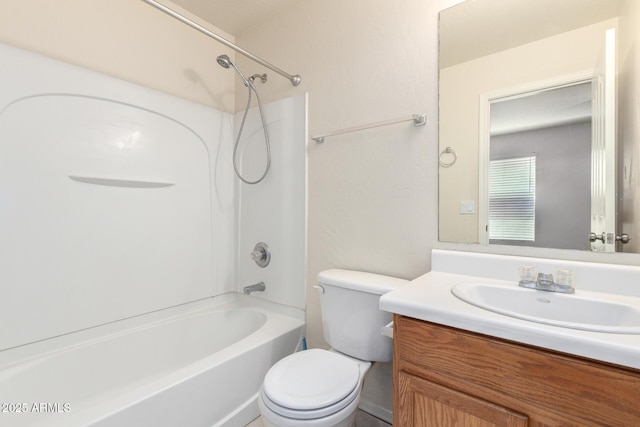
(0, 294, 305, 427)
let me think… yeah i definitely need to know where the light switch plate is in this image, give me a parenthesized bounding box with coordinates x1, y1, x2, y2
(460, 200, 475, 214)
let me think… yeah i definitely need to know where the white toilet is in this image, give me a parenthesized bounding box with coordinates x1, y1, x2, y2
(258, 269, 407, 427)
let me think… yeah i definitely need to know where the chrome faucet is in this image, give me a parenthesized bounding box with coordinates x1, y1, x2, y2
(243, 281, 266, 295)
(518, 266, 575, 294)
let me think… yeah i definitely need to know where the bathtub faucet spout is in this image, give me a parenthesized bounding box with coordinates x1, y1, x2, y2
(243, 281, 266, 295)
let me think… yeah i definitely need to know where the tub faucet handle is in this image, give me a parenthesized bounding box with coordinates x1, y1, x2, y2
(251, 242, 271, 268)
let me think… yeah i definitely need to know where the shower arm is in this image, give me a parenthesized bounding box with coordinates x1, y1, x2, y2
(142, 0, 301, 87)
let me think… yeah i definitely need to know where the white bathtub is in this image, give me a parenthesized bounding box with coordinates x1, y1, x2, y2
(0, 294, 305, 427)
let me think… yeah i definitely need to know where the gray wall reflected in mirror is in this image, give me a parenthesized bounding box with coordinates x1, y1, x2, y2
(489, 83, 591, 251)
(438, 0, 640, 254)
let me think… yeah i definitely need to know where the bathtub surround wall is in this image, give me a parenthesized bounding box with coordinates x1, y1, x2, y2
(0, 0, 307, 328)
(0, 41, 306, 345)
(0, 43, 231, 351)
(236, 95, 308, 310)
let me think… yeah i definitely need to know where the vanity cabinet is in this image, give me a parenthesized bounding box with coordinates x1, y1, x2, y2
(393, 315, 640, 426)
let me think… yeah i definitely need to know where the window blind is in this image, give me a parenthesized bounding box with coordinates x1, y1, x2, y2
(489, 155, 536, 241)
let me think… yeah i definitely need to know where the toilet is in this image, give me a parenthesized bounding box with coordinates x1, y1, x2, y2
(258, 269, 408, 427)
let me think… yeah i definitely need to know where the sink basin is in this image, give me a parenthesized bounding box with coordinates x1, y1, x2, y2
(451, 283, 640, 334)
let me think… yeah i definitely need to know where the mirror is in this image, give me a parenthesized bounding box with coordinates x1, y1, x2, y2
(438, 0, 640, 253)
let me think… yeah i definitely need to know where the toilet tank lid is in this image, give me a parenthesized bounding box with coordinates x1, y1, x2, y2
(318, 269, 409, 295)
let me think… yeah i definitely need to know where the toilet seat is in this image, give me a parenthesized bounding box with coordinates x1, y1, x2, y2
(261, 349, 361, 419)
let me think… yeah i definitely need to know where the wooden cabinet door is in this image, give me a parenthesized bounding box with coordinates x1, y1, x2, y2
(397, 371, 528, 427)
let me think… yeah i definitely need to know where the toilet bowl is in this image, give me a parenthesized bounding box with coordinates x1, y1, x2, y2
(258, 269, 408, 427)
(258, 349, 370, 427)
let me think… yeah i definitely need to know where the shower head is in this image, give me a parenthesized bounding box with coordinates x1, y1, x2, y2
(216, 54, 231, 69)
(216, 54, 249, 87)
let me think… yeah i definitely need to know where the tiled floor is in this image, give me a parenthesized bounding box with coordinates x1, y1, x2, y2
(355, 409, 393, 427)
(246, 409, 392, 426)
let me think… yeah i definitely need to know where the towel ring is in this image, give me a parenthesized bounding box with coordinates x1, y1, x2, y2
(439, 147, 457, 167)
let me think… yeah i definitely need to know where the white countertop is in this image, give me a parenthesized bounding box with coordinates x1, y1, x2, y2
(380, 270, 640, 370)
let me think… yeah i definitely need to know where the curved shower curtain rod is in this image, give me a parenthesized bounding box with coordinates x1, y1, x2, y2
(142, 0, 302, 87)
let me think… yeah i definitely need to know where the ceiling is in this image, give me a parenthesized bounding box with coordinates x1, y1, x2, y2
(168, 0, 301, 37)
(440, 0, 621, 68)
(490, 82, 592, 136)
(160, 0, 621, 69)
(163, 0, 620, 56)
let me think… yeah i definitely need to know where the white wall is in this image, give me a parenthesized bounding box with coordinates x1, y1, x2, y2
(0, 0, 236, 111)
(236, 0, 462, 347)
(618, 0, 640, 253)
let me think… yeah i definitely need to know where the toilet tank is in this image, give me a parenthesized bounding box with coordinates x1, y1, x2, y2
(317, 269, 408, 362)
